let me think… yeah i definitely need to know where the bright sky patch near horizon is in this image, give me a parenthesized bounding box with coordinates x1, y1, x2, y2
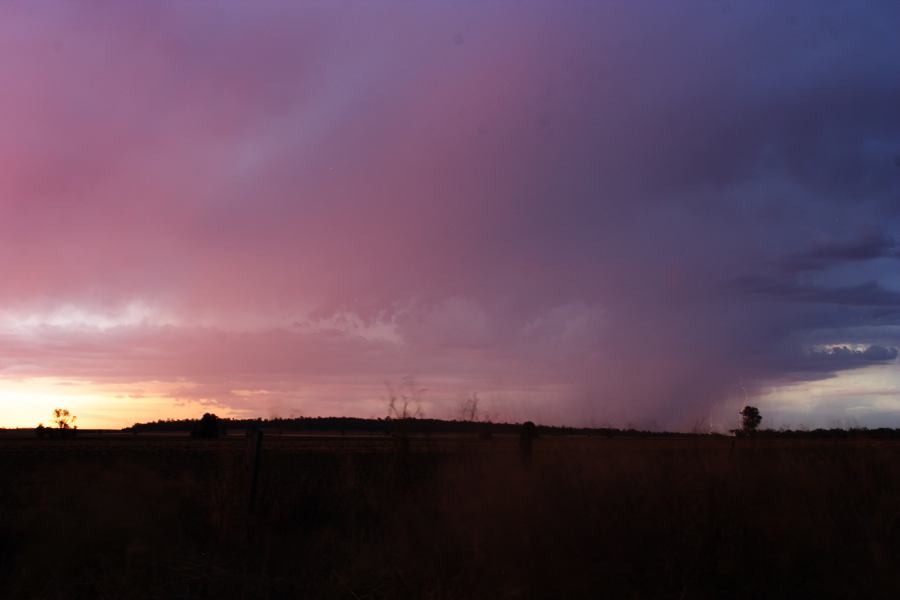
(2, 1, 900, 430)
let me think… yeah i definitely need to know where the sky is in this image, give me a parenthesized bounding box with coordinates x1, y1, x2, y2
(2, 1, 900, 430)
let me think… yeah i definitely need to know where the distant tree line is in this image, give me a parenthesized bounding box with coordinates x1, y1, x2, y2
(126, 416, 668, 437)
(739, 427, 900, 440)
(122, 416, 900, 439)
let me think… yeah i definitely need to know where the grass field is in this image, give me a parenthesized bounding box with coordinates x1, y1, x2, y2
(1, 433, 899, 599)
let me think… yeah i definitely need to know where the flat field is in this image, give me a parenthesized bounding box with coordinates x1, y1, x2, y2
(1, 433, 899, 599)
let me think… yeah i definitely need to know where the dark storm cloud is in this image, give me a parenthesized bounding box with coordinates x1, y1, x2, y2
(780, 230, 900, 272)
(747, 281, 900, 307)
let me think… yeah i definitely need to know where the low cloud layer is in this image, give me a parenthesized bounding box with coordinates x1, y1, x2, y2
(1, 2, 900, 427)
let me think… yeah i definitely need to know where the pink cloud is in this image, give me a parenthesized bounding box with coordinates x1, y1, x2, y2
(2, 2, 900, 428)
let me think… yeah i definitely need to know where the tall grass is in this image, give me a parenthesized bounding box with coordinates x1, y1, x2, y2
(1, 436, 898, 598)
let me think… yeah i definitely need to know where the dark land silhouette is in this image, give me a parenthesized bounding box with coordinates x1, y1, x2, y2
(1, 418, 900, 598)
(125, 414, 900, 440)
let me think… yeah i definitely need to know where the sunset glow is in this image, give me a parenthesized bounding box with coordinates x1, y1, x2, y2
(0, 378, 238, 430)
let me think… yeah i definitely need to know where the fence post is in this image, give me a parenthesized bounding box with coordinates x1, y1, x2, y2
(245, 428, 263, 519)
(519, 421, 536, 468)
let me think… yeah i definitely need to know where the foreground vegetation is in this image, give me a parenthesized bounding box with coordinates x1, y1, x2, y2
(1, 434, 899, 598)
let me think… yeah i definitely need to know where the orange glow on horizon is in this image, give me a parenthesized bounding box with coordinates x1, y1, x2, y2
(0, 378, 243, 430)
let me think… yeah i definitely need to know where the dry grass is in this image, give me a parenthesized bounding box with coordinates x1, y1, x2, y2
(1, 435, 899, 598)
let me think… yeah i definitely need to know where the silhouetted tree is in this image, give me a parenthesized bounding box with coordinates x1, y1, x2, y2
(385, 379, 424, 461)
(458, 393, 479, 422)
(739, 406, 762, 435)
(386, 379, 424, 421)
(52, 408, 77, 430)
(191, 413, 225, 439)
(36, 409, 78, 438)
(459, 393, 493, 439)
